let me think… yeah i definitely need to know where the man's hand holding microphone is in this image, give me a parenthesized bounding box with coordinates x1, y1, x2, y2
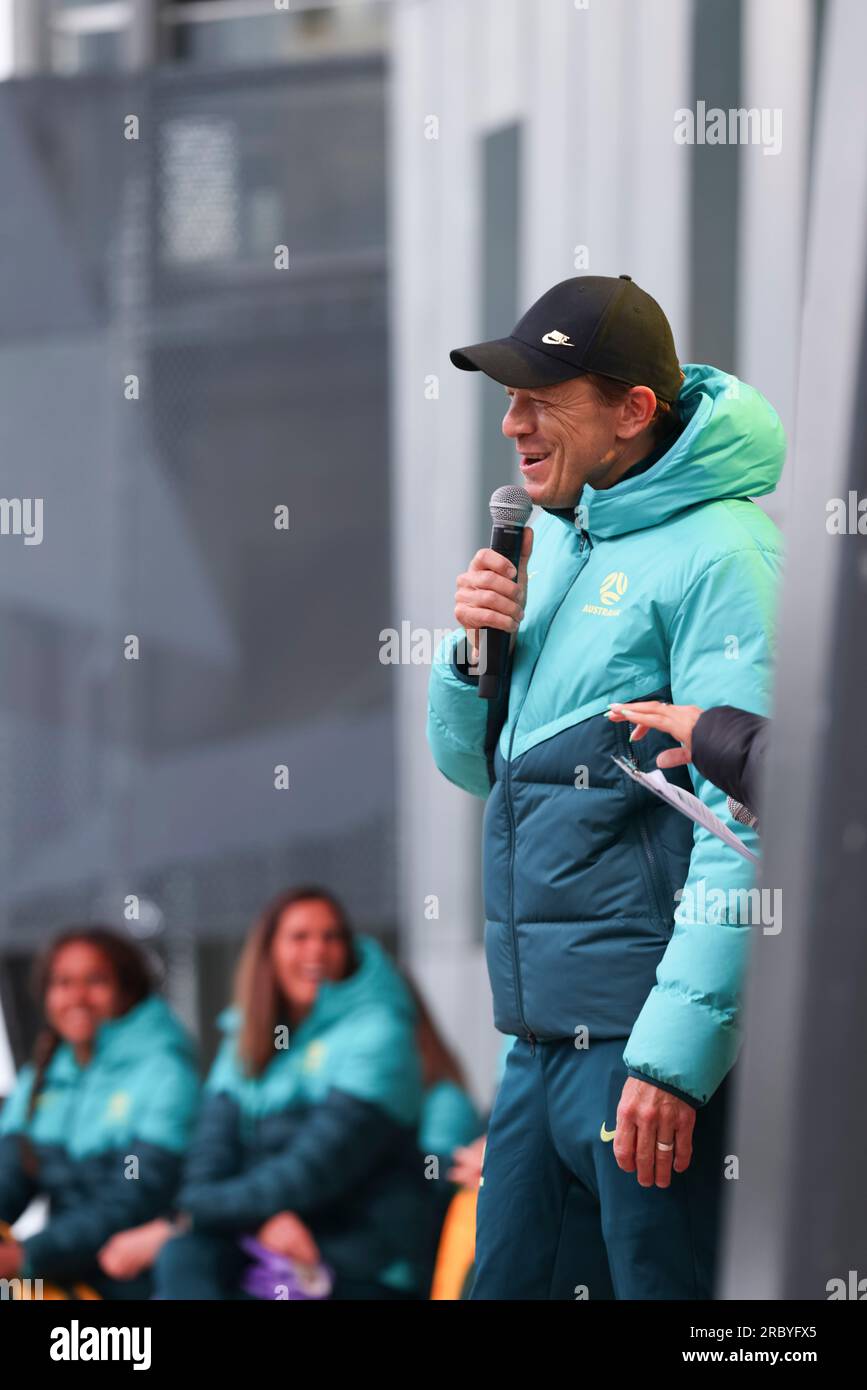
(454, 525, 534, 668)
(454, 485, 535, 699)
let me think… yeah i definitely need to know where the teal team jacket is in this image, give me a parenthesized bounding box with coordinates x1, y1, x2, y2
(0, 994, 200, 1280)
(177, 936, 436, 1292)
(427, 364, 785, 1107)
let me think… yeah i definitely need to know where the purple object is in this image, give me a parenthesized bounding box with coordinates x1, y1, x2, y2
(239, 1236, 334, 1300)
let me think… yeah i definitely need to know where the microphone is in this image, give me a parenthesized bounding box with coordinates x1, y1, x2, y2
(727, 796, 759, 831)
(477, 485, 534, 700)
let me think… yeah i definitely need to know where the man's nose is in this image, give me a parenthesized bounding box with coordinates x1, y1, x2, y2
(502, 393, 534, 439)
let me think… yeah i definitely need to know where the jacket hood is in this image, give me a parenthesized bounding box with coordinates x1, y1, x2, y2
(550, 363, 785, 540)
(217, 934, 416, 1039)
(48, 994, 196, 1081)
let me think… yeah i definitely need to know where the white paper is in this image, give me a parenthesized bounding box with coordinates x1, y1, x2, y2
(611, 756, 759, 865)
(0, 998, 14, 1099)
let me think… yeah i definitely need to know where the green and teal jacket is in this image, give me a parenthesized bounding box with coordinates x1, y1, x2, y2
(177, 936, 435, 1294)
(428, 364, 785, 1106)
(0, 994, 200, 1280)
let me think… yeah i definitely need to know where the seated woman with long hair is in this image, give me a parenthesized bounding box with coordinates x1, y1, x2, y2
(0, 927, 200, 1298)
(141, 885, 432, 1299)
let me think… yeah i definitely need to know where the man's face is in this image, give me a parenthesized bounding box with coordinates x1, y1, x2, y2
(502, 375, 637, 508)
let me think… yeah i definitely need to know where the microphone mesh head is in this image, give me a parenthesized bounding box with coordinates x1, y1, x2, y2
(727, 796, 758, 829)
(489, 485, 533, 526)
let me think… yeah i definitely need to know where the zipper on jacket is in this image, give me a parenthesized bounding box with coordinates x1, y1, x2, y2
(617, 722, 672, 925)
(504, 535, 592, 1043)
(638, 807, 671, 925)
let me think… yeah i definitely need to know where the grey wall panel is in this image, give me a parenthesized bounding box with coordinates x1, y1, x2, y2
(719, 0, 867, 1300)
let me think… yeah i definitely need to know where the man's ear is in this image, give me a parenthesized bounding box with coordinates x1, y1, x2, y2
(619, 386, 658, 438)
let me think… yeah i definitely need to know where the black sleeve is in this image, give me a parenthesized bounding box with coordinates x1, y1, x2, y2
(691, 706, 770, 815)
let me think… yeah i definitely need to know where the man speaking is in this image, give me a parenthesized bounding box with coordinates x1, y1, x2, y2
(426, 274, 784, 1299)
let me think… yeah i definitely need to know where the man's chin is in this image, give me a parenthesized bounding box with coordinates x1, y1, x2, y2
(521, 477, 551, 505)
(523, 479, 572, 510)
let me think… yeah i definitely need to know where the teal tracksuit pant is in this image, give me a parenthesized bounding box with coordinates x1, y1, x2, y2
(471, 1037, 732, 1300)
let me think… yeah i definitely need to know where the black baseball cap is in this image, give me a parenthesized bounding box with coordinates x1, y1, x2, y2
(450, 274, 682, 403)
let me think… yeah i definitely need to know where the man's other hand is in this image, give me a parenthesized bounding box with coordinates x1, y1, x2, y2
(613, 1076, 696, 1187)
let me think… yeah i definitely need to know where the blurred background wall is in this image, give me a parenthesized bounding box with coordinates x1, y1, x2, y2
(0, 0, 838, 1112)
(0, 0, 395, 1077)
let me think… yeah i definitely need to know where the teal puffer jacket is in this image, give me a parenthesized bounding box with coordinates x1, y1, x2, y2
(177, 936, 434, 1293)
(0, 995, 200, 1281)
(427, 364, 785, 1106)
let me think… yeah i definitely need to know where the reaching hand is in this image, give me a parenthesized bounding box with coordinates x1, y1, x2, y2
(606, 700, 704, 769)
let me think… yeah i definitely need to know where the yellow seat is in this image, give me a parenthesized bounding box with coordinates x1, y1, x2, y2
(429, 1187, 477, 1301)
